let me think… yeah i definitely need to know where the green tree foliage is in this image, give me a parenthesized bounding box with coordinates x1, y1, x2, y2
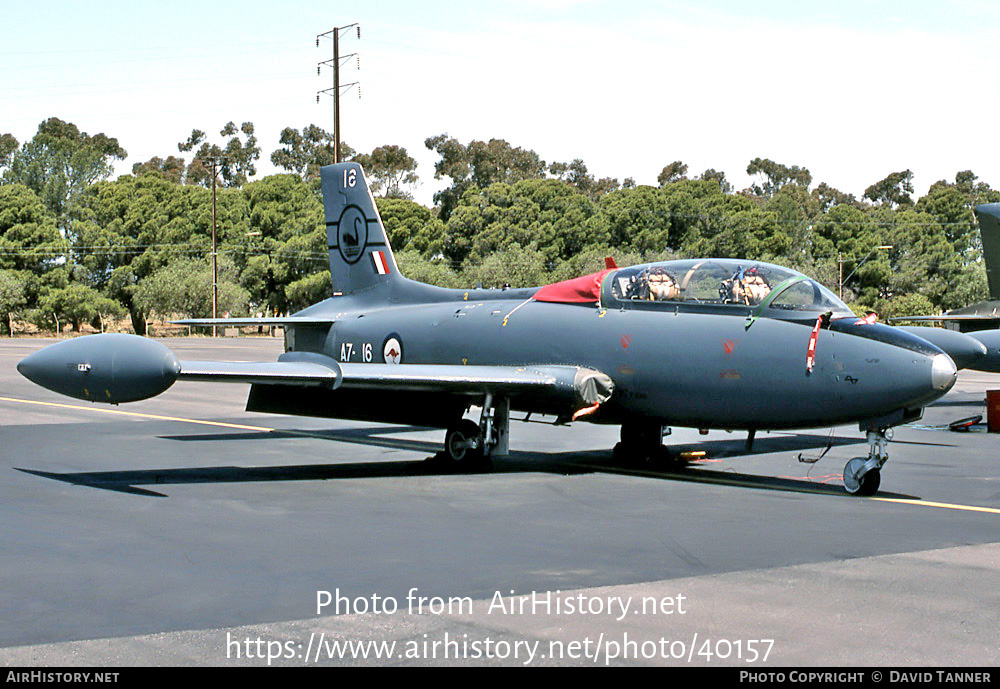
(3, 116, 1000, 326)
(746, 158, 812, 197)
(812, 182, 857, 212)
(698, 169, 732, 194)
(880, 207, 978, 310)
(134, 256, 248, 320)
(806, 203, 884, 302)
(549, 246, 647, 283)
(657, 161, 688, 186)
(68, 173, 229, 333)
(548, 159, 621, 199)
(599, 186, 674, 253)
(270, 125, 353, 181)
(0, 134, 17, 173)
(868, 293, 936, 320)
(425, 134, 547, 220)
(444, 179, 603, 265)
(376, 197, 445, 256)
(132, 156, 186, 184)
(864, 170, 914, 208)
(238, 173, 325, 314)
(394, 250, 463, 288)
(179, 121, 261, 188)
(35, 282, 123, 332)
(0, 184, 66, 273)
(353, 145, 419, 199)
(464, 243, 548, 289)
(685, 201, 791, 261)
(284, 271, 332, 312)
(917, 171, 1000, 260)
(0, 269, 27, 334)
(2, 118, 126, 221)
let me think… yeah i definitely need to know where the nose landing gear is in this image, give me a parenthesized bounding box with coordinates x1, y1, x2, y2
(443, 393, 510, 469)
(843, 428, 891, 496)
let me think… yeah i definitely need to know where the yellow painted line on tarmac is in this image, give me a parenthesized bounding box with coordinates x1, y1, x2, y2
(0, 396, 275, 433)
(872, 497, 1000, 515)
(581, 462, 1000, 515)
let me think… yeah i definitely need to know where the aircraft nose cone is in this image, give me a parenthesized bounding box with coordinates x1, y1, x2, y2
(16, 357, 31, 380)
(16, 348, 55, 388)
(931, 353, 958, 392)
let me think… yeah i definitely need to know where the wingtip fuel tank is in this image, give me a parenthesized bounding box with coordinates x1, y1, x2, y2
(17, 334, 181, 404)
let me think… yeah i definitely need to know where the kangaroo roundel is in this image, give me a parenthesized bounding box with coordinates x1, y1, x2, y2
(336, 205, 369, 265)
(383, 336, 402, 364)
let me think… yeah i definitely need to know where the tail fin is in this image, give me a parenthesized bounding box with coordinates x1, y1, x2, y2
(320, 162, 400, 296)
(975, 203, 1000, 300)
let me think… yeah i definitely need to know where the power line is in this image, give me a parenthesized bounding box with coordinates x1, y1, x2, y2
(0, 39, 304, 58)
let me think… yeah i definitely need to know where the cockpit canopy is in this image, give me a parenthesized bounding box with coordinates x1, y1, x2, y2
(604, 259, 853, 318)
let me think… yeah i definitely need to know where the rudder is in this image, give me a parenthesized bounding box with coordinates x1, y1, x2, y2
(321, 162, 400, 296)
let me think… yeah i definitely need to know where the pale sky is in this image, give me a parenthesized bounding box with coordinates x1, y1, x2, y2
(3, 0, 998, 206)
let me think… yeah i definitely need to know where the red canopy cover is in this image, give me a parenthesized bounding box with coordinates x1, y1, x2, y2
(532, 268, 614, 304)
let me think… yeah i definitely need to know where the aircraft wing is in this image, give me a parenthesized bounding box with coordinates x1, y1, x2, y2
(15, 335, 612, 408)
(336, 363, 609, 399)
(178, 360, 341, 386)
(181, 357, 612, 404)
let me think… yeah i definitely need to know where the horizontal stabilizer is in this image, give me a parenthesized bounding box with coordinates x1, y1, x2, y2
(888, 314, 1000, 322)
(171, 317, 335, 328)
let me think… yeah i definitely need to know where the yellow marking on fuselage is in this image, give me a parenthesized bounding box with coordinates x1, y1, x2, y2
(0, 396, 275, 432)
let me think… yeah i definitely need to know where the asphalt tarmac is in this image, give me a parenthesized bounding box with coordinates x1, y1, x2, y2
(1, 337, 997, 666)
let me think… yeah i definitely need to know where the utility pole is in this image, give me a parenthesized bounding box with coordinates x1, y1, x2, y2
(317, 24, 360, 163)
(204, 156, 223, 337)
(839, 252, 843, 300)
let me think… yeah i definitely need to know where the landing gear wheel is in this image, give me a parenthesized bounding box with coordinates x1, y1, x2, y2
(843, 457, 881, 496)
(444, 420, 485, 467)
(613, 423, 671, 467)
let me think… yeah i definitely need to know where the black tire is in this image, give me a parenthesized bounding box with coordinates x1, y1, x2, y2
(612, 441, 670, 467)
(844, 457, 881, 496)
(444, 420, 485, 466)
(617, 423, 667, 466)
(855, 469, 881, 496)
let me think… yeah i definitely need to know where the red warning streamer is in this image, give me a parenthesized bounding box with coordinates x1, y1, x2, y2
(806, 314, 823, 373)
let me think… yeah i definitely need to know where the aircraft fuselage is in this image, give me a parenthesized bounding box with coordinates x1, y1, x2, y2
(281, 294, 951, 431)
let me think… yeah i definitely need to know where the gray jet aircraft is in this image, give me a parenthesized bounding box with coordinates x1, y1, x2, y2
(18, 163, 976, 496)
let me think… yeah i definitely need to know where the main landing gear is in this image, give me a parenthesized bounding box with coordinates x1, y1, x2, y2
(442, 393, 510, 470)
(612, 421, 672, 465)
(843, 428, 891, 496)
